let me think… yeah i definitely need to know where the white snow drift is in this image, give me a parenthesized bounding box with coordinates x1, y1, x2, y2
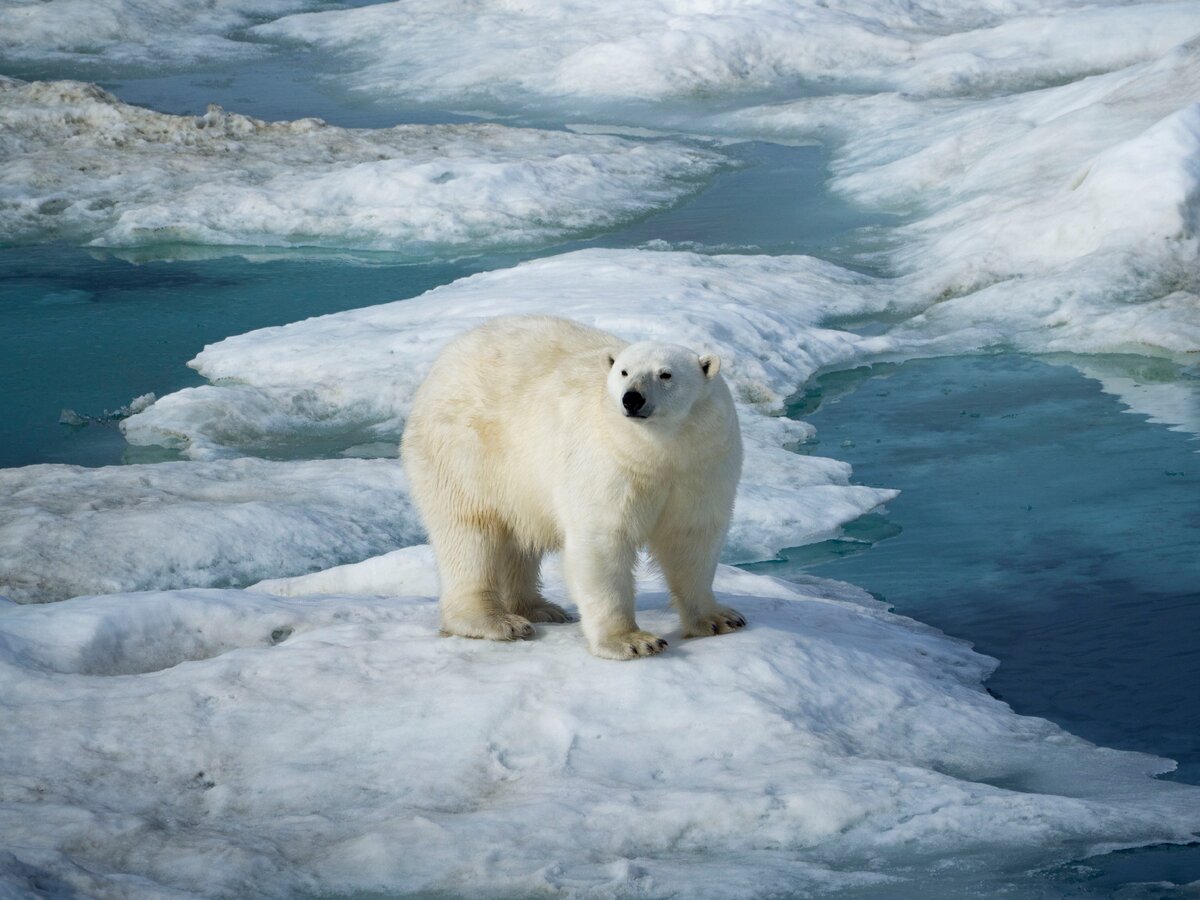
(2, 556, 1198, 898)
(0, 0, 318, 68)
(0, 78, 724, 252)
(0, 458, 420, 604)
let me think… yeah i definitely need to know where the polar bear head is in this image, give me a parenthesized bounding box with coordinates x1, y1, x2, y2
(606, 341, 722, 426)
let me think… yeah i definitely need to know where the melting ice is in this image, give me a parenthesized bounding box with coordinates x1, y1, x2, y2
(4, 555, 1200, 898)
(0, 78, 724, 254)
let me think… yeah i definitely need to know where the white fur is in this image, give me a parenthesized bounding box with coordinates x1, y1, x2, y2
(401, 315, 745, 660)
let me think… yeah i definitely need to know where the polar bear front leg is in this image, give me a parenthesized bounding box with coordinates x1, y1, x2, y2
(563, 531, 666, 660)
(650, 520, 746, 639)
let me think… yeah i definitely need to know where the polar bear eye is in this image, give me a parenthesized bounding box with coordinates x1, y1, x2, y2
(620, 370, 627, 377)
(659, 372, 672, 380)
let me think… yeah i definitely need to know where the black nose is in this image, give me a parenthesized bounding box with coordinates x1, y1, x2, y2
(622, 390, 645, 413)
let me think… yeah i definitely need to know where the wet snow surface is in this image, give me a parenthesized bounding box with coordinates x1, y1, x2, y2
(0, 78, 724, 253)
(2, 0, 1200, 896)
(3, 558, 1200, 898)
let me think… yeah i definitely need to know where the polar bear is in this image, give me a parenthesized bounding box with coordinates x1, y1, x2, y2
(401, 315, 744, 660)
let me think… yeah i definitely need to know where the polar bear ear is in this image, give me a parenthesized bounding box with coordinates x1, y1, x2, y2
(699, 353, 721, 380)
(606, 352, 616, 368)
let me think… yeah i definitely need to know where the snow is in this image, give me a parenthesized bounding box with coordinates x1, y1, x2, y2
(0, 0, 319, 69)
(0, 78, 725, 253)
(2, 555, 1198, 898)
(254, 0, 1199, 109)
(0, 458, 420, 604)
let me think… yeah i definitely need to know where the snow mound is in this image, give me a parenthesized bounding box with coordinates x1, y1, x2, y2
(255, 0, 1199, 110)
(0, 0, 319, 69)
(247, 0, 1200, 364)
(713, 38, 1200, 361)
(0, 78, 724, 253)
(2, 558, 1197, 898)
(0, 458, 420, 604)
(123, 249, 900, 566)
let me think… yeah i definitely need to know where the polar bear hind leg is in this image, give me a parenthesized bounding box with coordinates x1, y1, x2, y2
(427, 512, 535, 641)
(497, 542, 573, 624)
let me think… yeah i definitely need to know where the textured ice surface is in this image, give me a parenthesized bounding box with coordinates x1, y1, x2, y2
(255, 0, 1198, 108)
(121, 249, 899, 569)
(255, 1, 1200, 363)
(0, 0, 319, 69)
(2, 557, 1199, 898)
(711, 37, 1200, 364)
(0, 458, 420, 603)
(0, 78, 724, 252)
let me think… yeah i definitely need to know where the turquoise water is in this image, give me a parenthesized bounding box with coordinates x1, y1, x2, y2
(765, 352, 1200, 780)
(0, 246, 506, 466)
(0, 136, 879, 468)
(749, 353, 1200, 896)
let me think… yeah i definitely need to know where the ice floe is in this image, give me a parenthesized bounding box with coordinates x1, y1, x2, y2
(718, 43, 1200, 356)
(0, 78, 725, 253)
(120, 249, 900, 571)
(2, 555, 1198, 897)
(0, 458, 420, 604)
(0, 0, 319, 69)
(253, 2, 1200, 362)
(255, 0, 1200, 110)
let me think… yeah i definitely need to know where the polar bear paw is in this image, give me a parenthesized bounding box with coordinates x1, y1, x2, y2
(522, 601, 575, 624)
(443, 613, 535, 641)
(590, 630, 669, 661)
(682, 606, 746, 639)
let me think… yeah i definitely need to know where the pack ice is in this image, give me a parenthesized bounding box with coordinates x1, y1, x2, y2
(3, 1, 1200, 895)
(0, 0, 321, 68)
(258, 0, 1200, 360)
(0, 78, 724, 253)
(3, 550, 1199, 898)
